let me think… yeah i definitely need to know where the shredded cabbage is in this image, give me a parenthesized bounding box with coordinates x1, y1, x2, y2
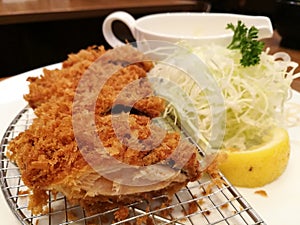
(148, 43, 300, 151)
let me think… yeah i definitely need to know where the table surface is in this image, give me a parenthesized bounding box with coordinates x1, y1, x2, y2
(0, 0, 198, 24)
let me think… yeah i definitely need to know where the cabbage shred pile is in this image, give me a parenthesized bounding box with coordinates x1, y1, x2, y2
(149, 43, 300, 151)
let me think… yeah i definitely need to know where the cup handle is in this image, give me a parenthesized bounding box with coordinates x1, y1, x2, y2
(102, 11, 136, 47)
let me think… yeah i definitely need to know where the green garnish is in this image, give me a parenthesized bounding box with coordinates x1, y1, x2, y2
(226, 20, 265, 67)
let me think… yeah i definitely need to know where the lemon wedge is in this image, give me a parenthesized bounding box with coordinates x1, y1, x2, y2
(218, 127, 290, 187)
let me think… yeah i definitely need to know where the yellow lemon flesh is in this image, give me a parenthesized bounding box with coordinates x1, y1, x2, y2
(218, 127, 290, 188)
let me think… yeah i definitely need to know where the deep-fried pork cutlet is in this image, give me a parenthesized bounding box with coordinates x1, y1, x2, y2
(7, 45, 202, 219)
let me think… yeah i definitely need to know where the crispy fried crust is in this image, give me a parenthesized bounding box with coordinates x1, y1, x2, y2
(7, 45, 202, 218)
(24, 46, 107, 108)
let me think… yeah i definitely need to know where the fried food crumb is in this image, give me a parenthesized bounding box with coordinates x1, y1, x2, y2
(158, 201, 173, 218)
(67, 211, 78, 222)
(18, 189, 30, 195)
(203, 209, 211, 216)
(221, 203, 229, 209)
(202, 153, 227, 195)
(186, 201, 198, 215)
(136, 215, 154, 225)
(179, 218, 187, 223)
(114, 206, 129, 221)
(198, 198, 205, 205)
(254, 189, 268, 197)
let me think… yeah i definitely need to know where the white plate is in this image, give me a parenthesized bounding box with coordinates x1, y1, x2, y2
(0, 64, 300, 225)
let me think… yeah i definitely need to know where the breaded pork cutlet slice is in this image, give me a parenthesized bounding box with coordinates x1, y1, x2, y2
(8, 45, 203, 219)
(8, 100, 202, 216)
(24, 45, 153, 109)
(28, 61, 164, 118)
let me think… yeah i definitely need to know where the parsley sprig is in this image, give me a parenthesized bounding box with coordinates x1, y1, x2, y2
(226, 20, 265, 67)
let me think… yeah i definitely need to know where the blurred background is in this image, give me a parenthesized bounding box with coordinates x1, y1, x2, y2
(0, 0, 298, 77)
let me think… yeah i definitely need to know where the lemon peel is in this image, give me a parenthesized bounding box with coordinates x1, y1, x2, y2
(218, 127, 290, 188)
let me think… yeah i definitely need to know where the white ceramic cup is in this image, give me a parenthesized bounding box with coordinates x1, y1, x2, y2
(102, 11, 273, 48)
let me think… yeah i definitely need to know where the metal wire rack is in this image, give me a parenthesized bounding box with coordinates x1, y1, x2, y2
(0, 106, 266, 225)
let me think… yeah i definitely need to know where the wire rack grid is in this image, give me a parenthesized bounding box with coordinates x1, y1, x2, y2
(0, 106, 266, 225)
